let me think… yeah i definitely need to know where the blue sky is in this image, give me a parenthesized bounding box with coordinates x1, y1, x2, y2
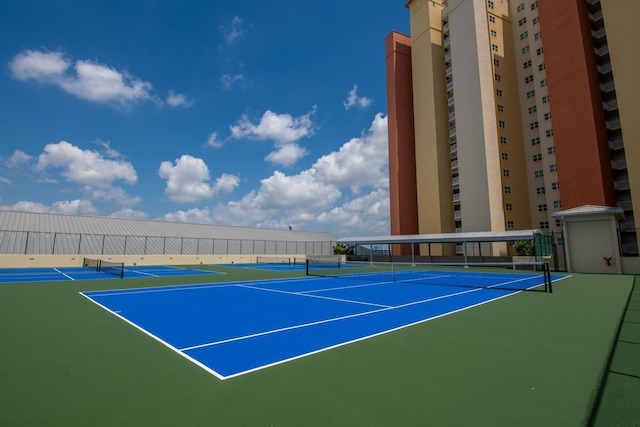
(0, 1, 409, 236)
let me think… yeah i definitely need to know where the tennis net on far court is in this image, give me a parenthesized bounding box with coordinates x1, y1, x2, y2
(83, 257, 100, 271)
(256, 256, 291, 265)
(98, 260, 125, 278)
(306, 259, 552, 293)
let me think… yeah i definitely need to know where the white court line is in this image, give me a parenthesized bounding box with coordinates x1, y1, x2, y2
(54, 268, 75, 281)
(127, 269, 160, 277)
(236, 283, 392, 308)
(179, 286, 482, 352)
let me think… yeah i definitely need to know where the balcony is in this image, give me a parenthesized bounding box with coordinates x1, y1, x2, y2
(450, 144, 457, 153)
(602, 99, 618, 111)
(614, 179, 630, 190)
(617, 200, 634, 211)
(600, 80, 615, 93)
(454, 210, 462, 220)
(589, 9, 603, 24)
(451, 160, 459, 173)
(611, 158, 627, 170)
(606, 119, 621, 131)
(591, 27, 607, 40)
(453, 192, 460, 203)
(597, 63, 612, 75)
(594, 44, 609, 57)
(609, 136, 624, 150)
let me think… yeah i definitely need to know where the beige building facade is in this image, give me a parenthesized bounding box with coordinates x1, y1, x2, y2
(387, 0, 639, 260)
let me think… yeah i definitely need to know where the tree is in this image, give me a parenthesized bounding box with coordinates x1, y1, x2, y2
(513, 240, 534, 256)
(333, 244, 354, 255)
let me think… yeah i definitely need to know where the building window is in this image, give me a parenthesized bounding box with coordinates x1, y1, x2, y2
(551, 182, 559, 190)
(527, 90, 536, 99)
(534, 170, 544, 178)
(531, 137, 540, 145)
(522, 45, 530, 55)
(555, 219, 562, 227)
(505, 186, 512, 194)
(507, 221, 515, 229)
(540, 79, 547, 87)
(536, 47, 544, 56)
(538, 63, 546, 71)
(488, 1, 494, 9)
(548, 146, 555, 154)
(538, 204, 548, 212)
(500, 136, 507, 144)
(494, 58, 500, 66)
(550, 164, 557, 172)
(553, 200, 561, 209)
(533, 153, 542, 161)
(530, 121, 539, 130)
(542, 95, 549, 104)
(544, 112, 551, 120)
(531, 2, 538, 10)
(536, 186, 546, 195)
(546, 128, 554, 137)
(499, 120, 506, 128)
(534, 31, 542, 41)
(497, 104, 504, 112)
(496, 89, 503, 96)
(492, 44, 499, 52)
(528, 105, 537, 114)
(517, 3, 525, 12)
(540, 221, 549, 229)
(506, 203, 513, 211)
(523, 60, 532, 69)
(495, 74, 502, 81)
(503, 169, 510, 177)
(489, 15, 496, 23)
(533, 17, 539, 25)
(519, 17, 527, 26)
(491, 30, 498, 37)
(502, 153, 508, 160)
(525, 75, 534, 84)
(520, 31, 528, 40)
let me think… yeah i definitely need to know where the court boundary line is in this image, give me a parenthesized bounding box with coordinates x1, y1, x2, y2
(81, 274, 568, 380)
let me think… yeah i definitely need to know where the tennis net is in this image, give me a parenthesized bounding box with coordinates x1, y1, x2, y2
(83, 257, 100, 271)
(98, 260, 125, 278)
(256, 256, 291, 265)
(306, 259, 552, 293)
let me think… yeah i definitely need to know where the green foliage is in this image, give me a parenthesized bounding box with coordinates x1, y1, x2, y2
(513, 240, 534, 256)
(333, 244, 354, 255)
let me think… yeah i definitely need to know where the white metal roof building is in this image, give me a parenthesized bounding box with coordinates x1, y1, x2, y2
(0, 210, 338, 256)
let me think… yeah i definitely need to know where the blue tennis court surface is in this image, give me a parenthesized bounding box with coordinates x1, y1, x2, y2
(81, 270, 564, 379)
(0, 265, 220, 283)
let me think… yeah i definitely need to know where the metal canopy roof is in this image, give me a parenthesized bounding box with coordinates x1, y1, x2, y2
(337, 229, 541, 245)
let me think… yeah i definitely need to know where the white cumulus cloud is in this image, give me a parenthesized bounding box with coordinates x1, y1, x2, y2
(9, 49, 154, 107)
(158, 155, 239, 203)
(37, 141, 137, 188)
(230, 106, 316, 166)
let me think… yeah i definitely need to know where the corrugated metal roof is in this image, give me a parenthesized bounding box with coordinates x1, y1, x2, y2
(337, 229, 541, 245)
(0, 210, 338, 242)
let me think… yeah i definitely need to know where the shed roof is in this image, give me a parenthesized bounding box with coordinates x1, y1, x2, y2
(551, 204, 624, 218)
(0, 210, 337, 242)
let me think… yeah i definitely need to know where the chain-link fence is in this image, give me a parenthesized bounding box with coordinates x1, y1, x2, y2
(0, 230, 335, 256)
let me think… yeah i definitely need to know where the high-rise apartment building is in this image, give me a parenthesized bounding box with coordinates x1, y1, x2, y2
(386, 0, 639, 256)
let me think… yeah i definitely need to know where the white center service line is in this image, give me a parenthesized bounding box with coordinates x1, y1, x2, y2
(179, 286, 481, 352)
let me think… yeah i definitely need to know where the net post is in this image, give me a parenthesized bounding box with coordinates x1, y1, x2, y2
(545, 261, 552, 293)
